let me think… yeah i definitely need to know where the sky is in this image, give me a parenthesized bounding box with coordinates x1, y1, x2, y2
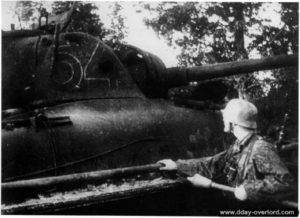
(1, 1, 283, 67)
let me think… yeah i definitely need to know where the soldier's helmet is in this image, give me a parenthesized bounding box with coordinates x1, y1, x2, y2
(222, 99, 258, 129)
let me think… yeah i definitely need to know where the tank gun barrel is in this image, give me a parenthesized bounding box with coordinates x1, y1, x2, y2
(165, 54, 298, 87)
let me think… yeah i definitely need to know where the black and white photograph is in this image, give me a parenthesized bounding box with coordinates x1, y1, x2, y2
(1, 1, 299, 216)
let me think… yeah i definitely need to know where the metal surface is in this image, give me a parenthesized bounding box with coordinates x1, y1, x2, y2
(2, 97, 224, 182)
(113, 44, 168, 98)
(2, 32, 142, 110)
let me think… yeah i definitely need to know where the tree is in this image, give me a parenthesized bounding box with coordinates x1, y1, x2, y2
(253, 3, 298, 142)
(50, 2, 128, 42)
(109, 3, 128, 42)
(14, 1, 42, 29)
(12, 1, 129, 42)
(51, 1, 108, 39)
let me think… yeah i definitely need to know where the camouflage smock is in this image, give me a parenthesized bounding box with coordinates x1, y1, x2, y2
(176, 133, 294, 202)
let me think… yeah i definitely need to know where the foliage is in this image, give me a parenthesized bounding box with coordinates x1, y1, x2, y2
(51, 1, 108, 39)
(106, 2, 128, 43)
(145, 3, 261, 65)
(14, 1, 42, 29)
(13, 1, 128, 42)
(249, 3, 298, 56)
(254, 3, 298, 141)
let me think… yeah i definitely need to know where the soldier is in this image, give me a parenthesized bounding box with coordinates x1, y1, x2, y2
(158, 98, 294, 202)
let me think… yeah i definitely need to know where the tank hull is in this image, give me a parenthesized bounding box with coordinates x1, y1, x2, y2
(2, 98, 224, 182)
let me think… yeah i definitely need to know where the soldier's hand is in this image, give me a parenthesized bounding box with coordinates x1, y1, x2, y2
(157, 159, 178, 170)
(187, 174, 212, 188)
(234, 185, 247, 201)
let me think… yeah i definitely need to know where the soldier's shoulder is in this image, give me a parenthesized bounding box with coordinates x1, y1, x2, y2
(251, 136, 290, 174)
(253, 136, 276, 153)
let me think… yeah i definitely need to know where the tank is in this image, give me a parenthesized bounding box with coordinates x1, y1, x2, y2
(1, 29, 298, 214)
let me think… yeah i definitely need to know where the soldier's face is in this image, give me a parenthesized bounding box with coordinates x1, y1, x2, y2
(222, 110, 231, 133)
(223, 119, 231, 132)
